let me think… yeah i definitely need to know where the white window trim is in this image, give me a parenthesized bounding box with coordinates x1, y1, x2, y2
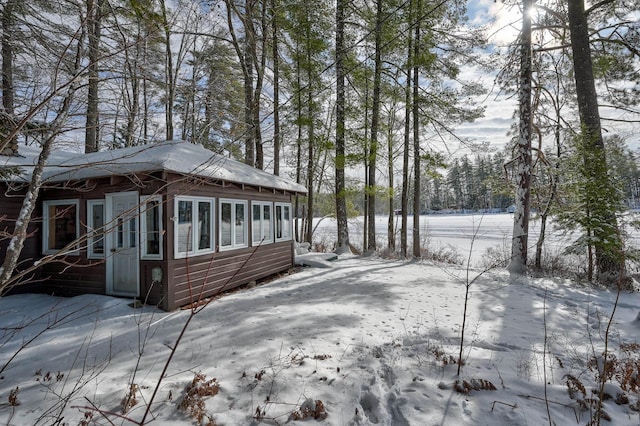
(173, 196, 215, 259)
(275, 202, 293, 242)
(86, 199, 105, 259)
(219, 198, 249, 251)
(141, 195, 163, 260)
(251, 201, 274, 245)
(42, 199, 80, 255)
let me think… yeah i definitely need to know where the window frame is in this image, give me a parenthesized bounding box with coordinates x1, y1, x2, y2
(274, 202, 293, 242)
(140, 195, 163, 260)
(173, 196, 215, 259)
(219, 198, 249, 251)
(251, 201, 274, 246)
(86, 200, 105, 259)
(42, 199, 80, 255)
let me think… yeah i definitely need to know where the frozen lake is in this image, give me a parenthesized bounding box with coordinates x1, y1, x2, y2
(312, 213, 580, 267)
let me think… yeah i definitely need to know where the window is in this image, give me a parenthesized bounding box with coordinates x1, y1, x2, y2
(141, 195, 163, 260)
(219, 199, 248, 250)
(252, 201, 273, 245)
(275, 202, 293, 242)
(87, 200, 105, 258)
(198, 201, 212, 250)
(174, 196, 214, 258)
(43, 200, 79, 254)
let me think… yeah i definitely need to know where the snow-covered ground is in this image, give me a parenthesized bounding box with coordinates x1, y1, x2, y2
(2, 214, 640, 425)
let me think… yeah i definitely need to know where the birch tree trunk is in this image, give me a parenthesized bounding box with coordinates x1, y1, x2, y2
(507, 0, 533, 276)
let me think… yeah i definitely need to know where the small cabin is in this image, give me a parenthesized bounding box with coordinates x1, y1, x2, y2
(0, 141, 307, 311)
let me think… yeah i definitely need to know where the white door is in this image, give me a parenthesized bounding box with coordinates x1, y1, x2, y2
(106, 192, 139, 297)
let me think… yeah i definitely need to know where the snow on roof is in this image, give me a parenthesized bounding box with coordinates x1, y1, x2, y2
(1, 140, 307, 194)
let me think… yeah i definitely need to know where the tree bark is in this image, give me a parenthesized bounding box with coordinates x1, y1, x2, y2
(508, 0, 533, 276)
(367, 0, 383, 253)
(1, 0, 17, 155)
(244, 26, 255, 165)
(335, 0, 350, 254)
(567, 0, 622, 278)
(387, 114, 395, 251)
(305, 20, 314, 244)
(252, 0, 267, 169)
(271, 0, 280, 176)
(412, 0, 421, 258)
(294, 50, 302, 241)
(401, 9, 412, 258)
(160, 0, 174, 141)
(85, 0, 102, 153)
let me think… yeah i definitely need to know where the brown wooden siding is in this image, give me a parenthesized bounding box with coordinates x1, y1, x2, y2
(43, 261, 106, 296)
(0, 184, 43, 294)
(166, 241, 293, 310)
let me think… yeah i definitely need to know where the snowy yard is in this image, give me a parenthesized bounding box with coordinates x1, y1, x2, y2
(2, 214, 640, 425)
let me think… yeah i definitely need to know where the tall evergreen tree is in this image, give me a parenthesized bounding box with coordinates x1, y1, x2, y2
(567, 0, 623, 280)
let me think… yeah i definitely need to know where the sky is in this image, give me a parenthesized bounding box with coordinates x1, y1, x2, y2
(2, 214, 640, 425)
(454, 0, 640, 156)
(448, 0, 521, 156)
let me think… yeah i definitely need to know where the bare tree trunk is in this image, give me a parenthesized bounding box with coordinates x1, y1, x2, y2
(143, 39, 149, 142)
(387, 122, 395, 251)
(363, 68, 369, 251)
(508, 0, 533, 276)
(244, 36, 255, 165)
(335, 0, 350, 253)
(412, 0, 421, 258)
(367, 0, 383, 253)
(253, 0, 267, 169)
(271, 0, 280, 176)
(125, 50, 140, 147)
(160, 0, 174, 140)
(1, 0, 17, 155)
(295, 56, 302, 241)
(305, 34, 314, 244)
(401, 17, 412, 258)
(85, 0, 102, 153)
